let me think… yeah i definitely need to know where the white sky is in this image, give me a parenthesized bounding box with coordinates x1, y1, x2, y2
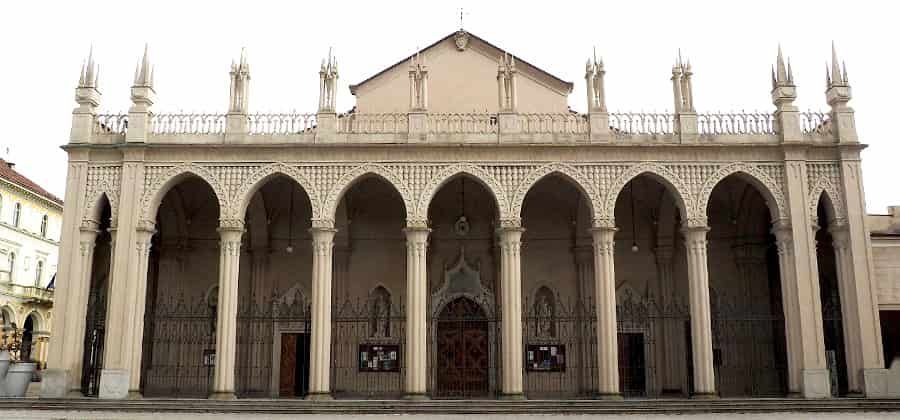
(1, 0, 897, 213)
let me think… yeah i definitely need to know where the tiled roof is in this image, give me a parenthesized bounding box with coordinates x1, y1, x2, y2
(0, 159, 64, 206)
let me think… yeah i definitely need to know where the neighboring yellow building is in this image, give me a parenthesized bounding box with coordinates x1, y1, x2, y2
(0, 157, 62, 371)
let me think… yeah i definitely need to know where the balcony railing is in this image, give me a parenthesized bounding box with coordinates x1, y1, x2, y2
(152, 113, 226, 135)
(609, 112, 676, 135)
(427, 113, 498, 134)
(518, 113, 588, 134)
(87, 110, 830, 142)
(338, 113, 408, 134)
(0, 281, 54, 303)
(800, 111, 832, 135)
(248, 113, 317, 135)
(698, 112, 775, 135)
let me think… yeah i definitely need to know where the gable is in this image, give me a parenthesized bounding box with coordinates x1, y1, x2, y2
(350, 31, 573, 114)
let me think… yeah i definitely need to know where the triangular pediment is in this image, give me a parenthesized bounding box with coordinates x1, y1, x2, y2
(349, 31, 573, 114)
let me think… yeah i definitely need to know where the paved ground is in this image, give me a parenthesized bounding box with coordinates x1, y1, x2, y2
(3, 412, 900, 419)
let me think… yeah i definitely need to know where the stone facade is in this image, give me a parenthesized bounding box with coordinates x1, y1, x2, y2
(41, 32, 895, 400)
(0, 157, 62, 372)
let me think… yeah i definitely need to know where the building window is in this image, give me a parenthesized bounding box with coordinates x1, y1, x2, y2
(40, 215, 48, 238)
(8, 252, 15, 281)
(35, 260, 43, 287)
(12, 203, 21, 227)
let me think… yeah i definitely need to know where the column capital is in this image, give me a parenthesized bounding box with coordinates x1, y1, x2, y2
(496, 225, 525, 247)
(218, 219, 245, 233)
(79, 219, 100, 234)
(591, 217, 616, 230)
(311, 218, 335, 230)
(498, 218, 522, 229)
(309, 226, 338, 245)
(403, 225, 431, 243)
(405, 218, 429, 230)
(136, 219, 156, 233)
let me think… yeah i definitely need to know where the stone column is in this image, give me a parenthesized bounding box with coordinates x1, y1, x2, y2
(57, 223, 99, 396)
(210, 222, 244, 400)
(773, 222, 806, 396)
(655, 245, 683, 395)
(404, 225, 430, 399)
(307, 225, 336, 400)
(497, 224, 525, 399)
(682, 225, 717, 398)
(830, 223, 877, 395)
(125, 225, 155, 397)
(591, 225, 621, 399)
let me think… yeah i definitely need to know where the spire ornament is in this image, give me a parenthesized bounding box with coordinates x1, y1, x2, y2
(585, 48, 606, 112)
(497, 53, 518, 112)
(228, 48, 250, 114)
(408, 49, 428, 111)
(318, 48, 338, 113)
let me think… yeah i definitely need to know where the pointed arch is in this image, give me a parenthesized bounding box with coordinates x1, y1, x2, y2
(142, 164, 227, 223)
(512, 163, 599, 219)
(234, 163, 320, 221)
(809, 178, 846, 226)
(602, 163, 690, 225)
(81, 192, 113, 226)
(323, 163, 411, 223)
(23, 310, 44, 332)
(418, 163, 508, 222)
(0, 305, 17, 329)
(698, 163, 785, 223)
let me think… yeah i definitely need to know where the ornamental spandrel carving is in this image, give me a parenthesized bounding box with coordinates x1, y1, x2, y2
(82, 165, 122, 226)
(510, 163, 601, 222)
(139, 163, 230, 222)
(695, 162, 787, 223)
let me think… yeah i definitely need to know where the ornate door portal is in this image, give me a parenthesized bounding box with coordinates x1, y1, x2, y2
(436, 297, 490, 398)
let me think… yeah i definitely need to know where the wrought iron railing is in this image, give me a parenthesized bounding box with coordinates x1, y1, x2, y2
(698, 112, 775, 135)
(609, 113, 676, 135)
(800, 110, 832, 135)
(248, 113, 317, 135)
(427, 113, 498, 134)
(150, 113, 226, 135)
(93, 114, 128, 135)
(338, 113, 408, 134)
(518, 113, 588, 134)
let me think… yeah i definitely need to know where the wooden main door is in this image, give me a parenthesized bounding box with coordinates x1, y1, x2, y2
(279, 333, 311, 397)
(436, 297, 490, 398)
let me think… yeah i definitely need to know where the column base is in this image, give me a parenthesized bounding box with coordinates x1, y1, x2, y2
(39, 368, 70, 399)
(595, 392, 623, 400)
(209, 392, 237, 400)
(403, 393, 430, 400)
(863, 368, 900, 398)
(802, 368, 832, 399)
(305, 392, 333, 401)
(498, 393, 526, 400)
(690, 392, 719, 400)
(127, 390, 144, 400)
(785, 391, 804, 399)
(98, 369, 130, 399)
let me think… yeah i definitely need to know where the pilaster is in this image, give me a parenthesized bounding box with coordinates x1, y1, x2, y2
(831, 184, 887, 397)
(782, 153, 832, 398)
(41, 159, 91, 398)
(99, 150, 147, 399)
(403, 225, 430, 399)
(497, 223, 525, 399)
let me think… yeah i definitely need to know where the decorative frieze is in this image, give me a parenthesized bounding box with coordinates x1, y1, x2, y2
(88, 160, 804, 237)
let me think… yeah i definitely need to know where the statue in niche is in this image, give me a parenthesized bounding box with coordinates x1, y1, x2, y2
(369, 286, 392, 338)
(534, 286, 556, 338)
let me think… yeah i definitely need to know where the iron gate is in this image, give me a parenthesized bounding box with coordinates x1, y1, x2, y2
(432, 297, 499, 398)
(80, 284, 107, 397)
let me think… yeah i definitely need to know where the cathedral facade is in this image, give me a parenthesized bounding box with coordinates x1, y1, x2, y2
(41, 31, 897, 400)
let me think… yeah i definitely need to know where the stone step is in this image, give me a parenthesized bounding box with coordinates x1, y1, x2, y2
(3, 398, 900, 415)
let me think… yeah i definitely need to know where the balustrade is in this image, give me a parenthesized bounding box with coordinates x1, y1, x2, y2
(93, 114, 128, 135)
(337, 113, 408, 134)
(518, 113, 588, 134)
(151, 114, 226, 135)
(609, 113, 676, 135)
(799, 111, 832, 135)
(247, 113, 317, 135)
(427, 113, 498, 134)
(697, 112, 775, 135)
